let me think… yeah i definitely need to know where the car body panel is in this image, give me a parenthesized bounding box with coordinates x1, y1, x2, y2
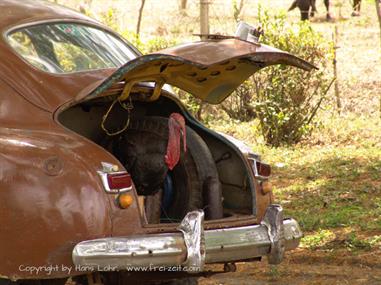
(0, 78, 144, 279)
(0, 0, 93, 28)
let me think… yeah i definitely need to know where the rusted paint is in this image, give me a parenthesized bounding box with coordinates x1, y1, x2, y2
(0, 78, 143, 279)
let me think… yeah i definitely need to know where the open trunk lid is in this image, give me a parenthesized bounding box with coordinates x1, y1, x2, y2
(75, 38, 316, 104)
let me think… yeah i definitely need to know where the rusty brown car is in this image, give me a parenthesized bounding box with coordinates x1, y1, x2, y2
(0, 0, 314, 284)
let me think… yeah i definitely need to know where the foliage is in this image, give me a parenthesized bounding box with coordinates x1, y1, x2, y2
(250, 9, 334, 146)
(128, 36, 180, 55)
(221, 80, 257, 122)
(232, 0, 245, 22)
(143, 37, 179, 53)
(99, 7, 119, 32)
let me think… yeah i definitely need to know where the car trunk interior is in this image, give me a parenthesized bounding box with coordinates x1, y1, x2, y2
(57, 86, 256, 224)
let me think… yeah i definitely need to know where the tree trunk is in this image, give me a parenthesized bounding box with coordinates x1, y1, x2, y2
(180, 0, 187, 10)
(233, 0, 245, 22)
(333, 25, 341, 112)
(136, 0, 146, 39)
(376, 0, 381, 48)
(200, 0, 210, 38)
(376, 1, 381, 117)
(79, 0, 92, 14)
(179, 0, 188, 15)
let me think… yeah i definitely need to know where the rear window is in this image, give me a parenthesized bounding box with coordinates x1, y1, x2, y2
(7, 23, 136, 74)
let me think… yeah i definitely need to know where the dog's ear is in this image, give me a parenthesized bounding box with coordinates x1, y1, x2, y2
(288, 0, 298, 11)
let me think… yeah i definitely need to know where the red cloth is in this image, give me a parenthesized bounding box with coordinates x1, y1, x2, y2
(165, 113, 187, 170)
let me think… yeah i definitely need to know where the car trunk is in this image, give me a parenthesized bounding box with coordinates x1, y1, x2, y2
(56, 38, 314, 224)
(58, 89, 257, 222)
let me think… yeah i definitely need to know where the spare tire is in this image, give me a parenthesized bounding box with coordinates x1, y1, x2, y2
(113, 116, 223, 222)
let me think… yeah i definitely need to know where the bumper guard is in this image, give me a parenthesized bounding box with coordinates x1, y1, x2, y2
(72, 205, 302, 272)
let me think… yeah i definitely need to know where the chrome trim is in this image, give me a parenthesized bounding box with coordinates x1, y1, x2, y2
(261, 204, 285, 264)
(73, 233, 187, 269)
(177, 210, 205, 272)
(101, 162, 119, 173)
(72, 206, 302, 271)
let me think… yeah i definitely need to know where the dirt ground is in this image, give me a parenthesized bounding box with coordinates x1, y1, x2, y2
(198, 248, 381, 285)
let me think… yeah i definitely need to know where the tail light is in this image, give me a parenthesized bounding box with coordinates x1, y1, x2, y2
(107, 172, 132, 190)
(98, 162, 132, 193)
(249, 158, 273, 196)
(255, 160, 271, 178)
(249, 158, 271, 180)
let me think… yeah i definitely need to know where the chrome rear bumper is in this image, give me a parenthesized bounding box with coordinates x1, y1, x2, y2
(72, 205, 302, 272)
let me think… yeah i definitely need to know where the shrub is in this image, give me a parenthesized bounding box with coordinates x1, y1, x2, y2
(144, 37, 179, 53)
(250, 9, 334, 146)
(99, 7, 119, 32)
(221, 80, 257, 122)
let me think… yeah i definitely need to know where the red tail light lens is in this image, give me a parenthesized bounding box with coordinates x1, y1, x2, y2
(107, 172, 132, 190)
(255, 161, 271, 177)
(249, 158, 271, 179)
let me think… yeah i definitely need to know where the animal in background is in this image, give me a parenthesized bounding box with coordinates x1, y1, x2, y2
(288, 0, 331, 21)
(352, 0, 362, 16)
(289, 0, 362, 21)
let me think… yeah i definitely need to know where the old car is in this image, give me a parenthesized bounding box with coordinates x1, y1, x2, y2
(0, 0, 314, 284)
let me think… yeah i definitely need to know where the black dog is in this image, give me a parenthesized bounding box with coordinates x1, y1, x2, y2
(289, 0, 331, 21)
(351, 0, 362, 16)
(289, 0, 362, 21)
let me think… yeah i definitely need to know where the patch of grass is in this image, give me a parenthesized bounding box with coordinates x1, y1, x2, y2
(268, 144, 381, 232)
(211, 114, 381, 249)
(210, 113, 381, 236)
(267, 265, 281, 280)
(368, 235, 381, 248)
(345, 232, 372, 251)
(302, 229, 381, 252)
(301, 229, 336, 249)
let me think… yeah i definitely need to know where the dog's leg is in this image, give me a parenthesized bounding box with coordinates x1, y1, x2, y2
(324, 0, 333, 20)
(288, 0, 299, 11)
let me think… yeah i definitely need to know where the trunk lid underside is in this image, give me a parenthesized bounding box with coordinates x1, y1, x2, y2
(75, 38, 316, 105)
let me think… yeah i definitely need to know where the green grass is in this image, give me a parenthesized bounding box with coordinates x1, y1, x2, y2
(301, 229, 381, 252)
(262, 132, 381, 233)
(209, 112, 381, 251)
(265, 144, 381, 232)
(300, 229, 336, 249)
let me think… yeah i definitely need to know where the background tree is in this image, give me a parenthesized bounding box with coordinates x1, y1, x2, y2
(233, 0, 245, 22)
(136, 0, 146, 39)
(179, 0, 188, 13)
(376, 0, 381, 48)
(79, 0, 92, 15)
